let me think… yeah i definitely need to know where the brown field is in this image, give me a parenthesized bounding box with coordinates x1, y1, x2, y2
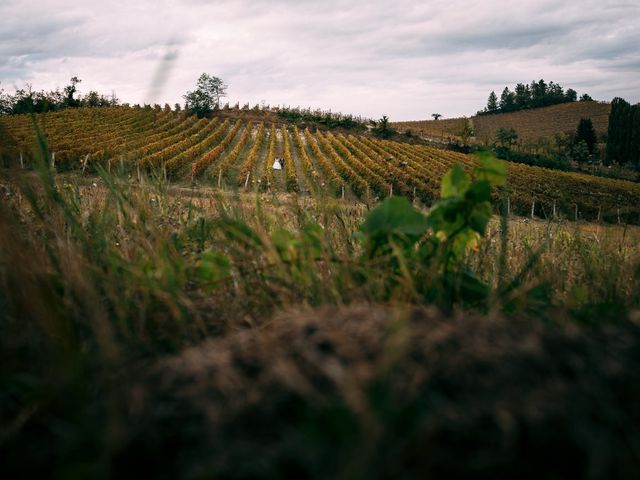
(2, 107, 638, 224)
(472, 101, 611, 144)
(393, 101, 611, 145)
(391, 117, 469, 140)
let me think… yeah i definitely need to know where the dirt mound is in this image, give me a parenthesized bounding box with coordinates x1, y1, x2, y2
(114, 305, 640, 479)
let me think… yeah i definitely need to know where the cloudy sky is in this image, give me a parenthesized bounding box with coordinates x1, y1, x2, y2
(1, 0, 638, 120)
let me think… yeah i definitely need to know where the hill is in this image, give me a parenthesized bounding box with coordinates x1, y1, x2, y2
(393, 101, 611, 145)
(1, 106, 639, 223)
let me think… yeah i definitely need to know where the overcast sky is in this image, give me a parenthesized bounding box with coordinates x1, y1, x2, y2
(1, 0, 638, 120)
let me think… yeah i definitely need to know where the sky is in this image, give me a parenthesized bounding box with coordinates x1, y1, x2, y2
(1, 0, 638, 120)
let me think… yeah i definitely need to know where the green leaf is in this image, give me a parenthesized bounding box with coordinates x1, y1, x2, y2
(427, 198, 464, 234)
(468, 202, 493, 234)
(197, 250, 230, 284)
(475, 157, 506, 187)
(441, 164, 470, 198)
(360, 197, 429, 257)
(464, 180, 491, 203)
(361, 196, 428, 239)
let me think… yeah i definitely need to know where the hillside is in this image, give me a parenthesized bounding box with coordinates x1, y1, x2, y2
(393, 101, 611, 145)
(393, 117, 469, 140)
(1, 106, 639, 223)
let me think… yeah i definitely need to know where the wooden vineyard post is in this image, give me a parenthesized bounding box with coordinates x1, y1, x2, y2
(244, 172, 250, 189)
(120, 156, 124, 172)
(51, 152, 56, 169)
(597, 206, 601, 223)
(218, 169, 222, 188)
(507, 197, 511, 216)
(108, 158, 111, 174)
(341, 183, 345, 200)
(137, 162, 141, 183)
(531, 200, 535, 219)
(413, 186, 417, 205)
(163, 164, 167, 182)
(389, 184, 393, 197)
(574, 204, 578, 221)
(19, 152, 24, 169)
(617, 208, 621, 225)
(82, 154, 90, 175)
(552, 200, 556, 219)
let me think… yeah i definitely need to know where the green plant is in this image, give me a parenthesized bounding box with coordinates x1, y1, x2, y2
(574, 117, 597, 155)
(360, 156, 506, 307)
(572, 139, 590, 163)
(495, 127, 518, 149)
(372, 115, 395, 139)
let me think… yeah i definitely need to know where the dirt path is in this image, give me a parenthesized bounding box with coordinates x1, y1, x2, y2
(269, 126, 287, 192)
(285, 128, 310, 195)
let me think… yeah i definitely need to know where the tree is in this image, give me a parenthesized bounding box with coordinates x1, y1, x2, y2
(553, 132, 571, 157)
(499, 87, 515, 111)
(458, 122, 474, 145)
(64, 76, 81, 108)
(547, 81, 565, 104)
(606, 97, 631, 165)
(530, 79, 548, 107)
(480, 80, 584, 116)
(631, 104, 640, 169)
(574, 118, 597, 155)
(486, 91, 498, 112)
(372, 115, 395, 139)
(572, 140, 589, 163)
(0, 84, 12, 115)
(580, 93, 593, 101)
(83, 91, 102, 107)
(565, 88, 577, 102)
(514, 83, 531, 109)
(432, 113, 443, 120)
(183, 73, 228, 118)
(495, 127, 518, 149)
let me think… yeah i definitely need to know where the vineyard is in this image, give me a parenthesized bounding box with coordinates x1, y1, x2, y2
(392, 117, 469, 141)
(1, 106, 639, 223)
(394, 101, 611, 145)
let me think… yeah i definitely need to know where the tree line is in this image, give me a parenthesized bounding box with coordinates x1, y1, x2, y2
(480, 79, 593, 115)
(0, 77, 119, 115)
(605, 98, 640, 168)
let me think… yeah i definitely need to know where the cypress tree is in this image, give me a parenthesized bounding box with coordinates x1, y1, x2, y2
(630, 104, 640, 169)
(575, 118, 597, 155)
(621, 100, 633, 164)
(606, 97, 629, 165)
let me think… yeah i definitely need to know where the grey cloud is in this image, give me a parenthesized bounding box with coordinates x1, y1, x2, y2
(0, 0, 638, 118)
